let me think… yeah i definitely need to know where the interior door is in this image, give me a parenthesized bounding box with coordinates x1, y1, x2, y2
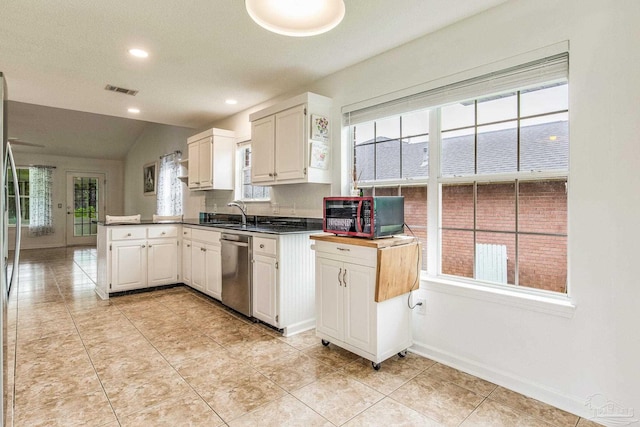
(66, 172, 105, 246)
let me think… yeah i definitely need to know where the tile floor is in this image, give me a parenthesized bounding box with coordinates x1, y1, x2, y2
(5, 247, 603, 426)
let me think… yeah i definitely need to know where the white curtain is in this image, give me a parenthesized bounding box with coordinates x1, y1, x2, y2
(157, 152, 183, 216)
(29, 166, 54, 236)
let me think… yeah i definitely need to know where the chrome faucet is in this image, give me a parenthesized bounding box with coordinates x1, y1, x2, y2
(227, 201, 248, 226)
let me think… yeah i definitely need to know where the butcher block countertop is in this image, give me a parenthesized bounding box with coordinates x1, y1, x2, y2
(309, 233, 416, 248)
(310, 233, 421, 302)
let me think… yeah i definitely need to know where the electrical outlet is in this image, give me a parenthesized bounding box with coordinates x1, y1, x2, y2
(416, 298, 426, 315)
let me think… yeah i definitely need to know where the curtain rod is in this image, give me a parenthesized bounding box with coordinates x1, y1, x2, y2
(27, 165, 56, 169)
(159, 150, 182, 159)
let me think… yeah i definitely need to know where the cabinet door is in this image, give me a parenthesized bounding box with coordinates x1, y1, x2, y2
(274, 104, 306, 182)
(315, 256, 344, 341)
(343, 262, 376, 353)
(190, 241, 206, 292)
(204, 244, 222, 300)
(182, 239, 192, 285)
(111, 240, 146, 291)
(147, 239, 178, 287)
(188, 142, 200, 188)
(252, 254, 277, 326)
(198, 137, 213, 188)
(251, 115, 276, 183)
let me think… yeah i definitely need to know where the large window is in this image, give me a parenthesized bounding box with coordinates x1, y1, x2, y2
(237, 143, 270, 201)
(348, 53, 569, 295)
(7, 168, 30, 225)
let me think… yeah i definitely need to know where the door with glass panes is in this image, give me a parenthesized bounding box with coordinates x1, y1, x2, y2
(66, 172, 105, 246)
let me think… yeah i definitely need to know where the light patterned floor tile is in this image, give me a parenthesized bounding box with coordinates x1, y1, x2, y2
(343, 397, 443, 426)
(228, 394, 332, 427)
(488, 386, 579, 427)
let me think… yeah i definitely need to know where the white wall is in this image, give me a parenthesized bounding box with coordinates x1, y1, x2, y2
(9, 152, 124, 249)
(123, 122, 196, 218)
(203, 0, 640, 421)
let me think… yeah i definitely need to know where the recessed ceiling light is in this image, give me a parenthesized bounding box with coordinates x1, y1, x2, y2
(128, 48, 149, 58)
(549, 135, 557, 141)
(128, 108, 140, 114)
(225, 99, 238, 105)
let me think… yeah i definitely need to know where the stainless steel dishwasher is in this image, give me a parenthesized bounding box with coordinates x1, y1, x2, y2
(220, 233, 252, 317)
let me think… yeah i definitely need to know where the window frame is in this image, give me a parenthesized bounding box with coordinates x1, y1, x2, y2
(235, 141, 271, 203)
(347, 63, 572, 308)
(7, 167, 30, 226)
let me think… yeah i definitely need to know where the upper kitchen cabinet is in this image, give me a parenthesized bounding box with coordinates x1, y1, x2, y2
(249, 92, 332, 185)
(187, 128, 235, 190)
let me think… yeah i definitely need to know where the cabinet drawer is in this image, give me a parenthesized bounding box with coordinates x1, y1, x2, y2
(110, 227, 146, 241)
(254, 237, 276, 256)
(313, 241, 377, 264)
(192, 228, 221, 244)
(148, 226, 178, 239)
(182, 227, 192, 239)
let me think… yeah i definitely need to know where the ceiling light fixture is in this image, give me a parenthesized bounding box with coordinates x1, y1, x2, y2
(128, 108, 140, 114)
(128, 48, 149, 58)
(245, 0, 345, 37)
(225, 99, 238, 105)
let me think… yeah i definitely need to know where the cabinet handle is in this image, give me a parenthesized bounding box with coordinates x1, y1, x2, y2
(148, 245, 152, 248)
(187, 244, 191, 247)
(161, 232, 166, 235)
(141, 245, 146, 248)
(127, 233, 132, 237)
(337, 247, 350, 252)
(268, 173, 273, 177)
(338, 268, 343, 287)
(184, 231, 187, 235)
(273, 172, 278, 177)
(343, 269, 347, 287)
(260, 244, 265, 249)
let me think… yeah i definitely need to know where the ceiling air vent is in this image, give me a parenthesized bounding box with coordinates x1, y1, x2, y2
(104, 84, 138, 96)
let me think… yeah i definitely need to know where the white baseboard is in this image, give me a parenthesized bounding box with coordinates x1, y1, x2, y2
(410, 340, 598, 422)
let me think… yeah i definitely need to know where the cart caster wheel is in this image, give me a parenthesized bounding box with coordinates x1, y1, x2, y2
(398, 350, 407, 358)
(372, 362, 381, 371)
(321, 339, 330, 346)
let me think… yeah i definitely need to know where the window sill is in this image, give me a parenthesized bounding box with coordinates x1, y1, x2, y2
(421, 274, 576, 318)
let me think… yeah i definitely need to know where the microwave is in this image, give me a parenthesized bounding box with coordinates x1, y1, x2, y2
(323, 196, 404, 239)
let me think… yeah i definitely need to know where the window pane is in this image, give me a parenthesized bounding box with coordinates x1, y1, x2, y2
(374, 187, 398, 196)
(441, 102, 474, 131)
(442, 229, 473, 278)
(353, 122, 374, 145)
(520, 83, 568, 117)
(402, 135, 428, 179)
(441, 184, 473, 229)
(477, 182, 515, 232)
(518, 234, 567, 293)
(520, 113, 568, 172)
(518, 180, 567, 234)
(401, 185, 427, 270)
(402, 110, 429, 136)
(441, 130, 474, 177)
(354, 143, 374, 182)
(375, 138, 400, 180)
(376, 116, 400, 140)
(477, 121, 517, 174)
(477, 92, 517, 125)
(476, 232, 515, 285)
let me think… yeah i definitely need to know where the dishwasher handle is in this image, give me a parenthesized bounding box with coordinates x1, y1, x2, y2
(221, 239, 249, 248)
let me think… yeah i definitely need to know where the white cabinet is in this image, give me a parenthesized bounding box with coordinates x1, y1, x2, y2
(311, 237, 413, 368)
(98, 224, 179, 294)
(182, 227, 222, 300)
(249, 92, 332, 185)
(187, 128, 235, 190)
(249, 233, 316, 336)
(252, 237, 277, 326)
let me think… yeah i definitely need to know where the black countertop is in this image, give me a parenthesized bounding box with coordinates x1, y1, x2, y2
(100, 215, 324, 235)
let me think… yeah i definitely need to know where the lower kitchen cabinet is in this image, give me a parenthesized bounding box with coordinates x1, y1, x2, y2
(183, 227, 222, 300)
(311, 236, 414, 369)
(252, 252, 277, 326)
(97, 224, 179, 296)
(251, 234, 316, 336)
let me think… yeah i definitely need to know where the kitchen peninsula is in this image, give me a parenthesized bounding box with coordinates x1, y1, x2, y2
(96, 215, 321, 336)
